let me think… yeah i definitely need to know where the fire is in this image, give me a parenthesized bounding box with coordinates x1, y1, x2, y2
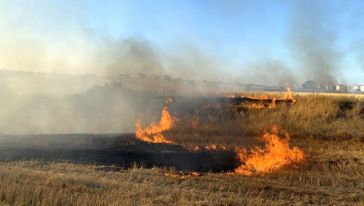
(245, 96, 276, 109)
(204, 144, 217, 150)
(268, 97, 276, 108)
(283, 86, 296, 103)
(244, 86, 295, 109)
(135, 106, 175, 144)
(164, 171, 201, 179)
(186, 144, 227, 151)
(245, 102, 266, 109)
(234, 126, 305, 175)
(204, 144, 227, 151)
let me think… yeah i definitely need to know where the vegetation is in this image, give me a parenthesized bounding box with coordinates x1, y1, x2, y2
(170, 94, 364, 145)
(1, 94, 364, 205)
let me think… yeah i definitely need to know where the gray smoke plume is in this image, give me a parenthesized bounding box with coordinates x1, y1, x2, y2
(240, 59, 296, 87)
(162, 44, 224, 82)
(354, 43, 364, 72)
(97, 37, 225, 82)
(289, 0, 341, 88)
(101, 38, 165, 76)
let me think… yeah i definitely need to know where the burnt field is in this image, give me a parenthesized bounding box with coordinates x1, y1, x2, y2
(0, 94, 297, 173)
(0, 133, 239, 172)
(1, 94, 364, 205)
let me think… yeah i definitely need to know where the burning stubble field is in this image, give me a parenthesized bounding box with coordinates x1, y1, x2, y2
(1, 92, 364, 205)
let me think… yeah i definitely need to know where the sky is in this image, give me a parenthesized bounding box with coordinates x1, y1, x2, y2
(1, 0, 364, 84)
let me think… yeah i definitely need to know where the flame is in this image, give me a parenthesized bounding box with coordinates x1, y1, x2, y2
(234, 126, 305, 175)
(268, 97, 276, 108)
(204, 144, 227, 151)
(243, 95, 276, 109)
(245, 99, 275, 109)
(135, 106, 175, 144)
(186, 144, 227, 151)
(204, 144, 217, 150)
(244, 87, 295, 109)
(164, 171, 201, 179)
(283, 86, 296, 103)
(245, 102, 266, 109)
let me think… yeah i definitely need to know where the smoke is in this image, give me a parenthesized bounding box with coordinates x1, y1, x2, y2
(0, 1, 97, 74)
(240, 1, 343, 87)
(0, 0, 350, 134)
(350, 16, 364, 73)
(0, 0, 231, 134)
(240, 59, 296, 87)
(353, 43, 364, 73)
(0, 0, 225, 81)
(96, 38, 224, 82)
(163, 44, 225, 82)
(289, 0, 341, 87)
(100, 38, 165, 76)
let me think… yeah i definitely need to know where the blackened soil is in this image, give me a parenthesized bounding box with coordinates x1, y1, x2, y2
(0, 133, 239, 172)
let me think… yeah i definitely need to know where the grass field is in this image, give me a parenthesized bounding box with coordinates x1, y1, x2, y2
(1, 93, 364, 205)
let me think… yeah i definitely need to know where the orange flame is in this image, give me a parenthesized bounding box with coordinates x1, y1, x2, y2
(244, 95, 276, 109)
(191, 145, 200, 151)
(204, 144, 227, 151)
(204, 144, 217, 150)
(135, 106, 175, 144)
(268, 97, 276, 108)
(183, 143, 228, 152)
(234, 126, 304, 175)
(244, 87, 295, 109)
(164, 171, 201, 179)
(186, 143, 227, 151)
(245, 102, 266, 109)
(283, 86, 296, 103)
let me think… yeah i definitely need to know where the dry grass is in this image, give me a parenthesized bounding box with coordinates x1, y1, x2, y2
(243, 95, 364, 138)
(1, 94, 364, 205)
(170, 94, 364, 145)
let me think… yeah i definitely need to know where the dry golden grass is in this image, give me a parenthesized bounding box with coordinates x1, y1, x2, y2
(242, 95, 364, 138)
(169, 94, 364, 145)
(1, 94, 364, 205)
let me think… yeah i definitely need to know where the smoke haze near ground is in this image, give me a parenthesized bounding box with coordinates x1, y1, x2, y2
(0, 0, 357, 134)
(239, 59, 296, 87)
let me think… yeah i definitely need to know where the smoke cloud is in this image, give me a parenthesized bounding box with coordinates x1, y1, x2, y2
(100, 38, 165, 76)
(0, 1, 97, 74)
(240, 59, 296, 87)
(289, 0, 341, 87)
(96, 38, 224, 82)
(0, 0, 351, 134)
(0, 0, 231, 134)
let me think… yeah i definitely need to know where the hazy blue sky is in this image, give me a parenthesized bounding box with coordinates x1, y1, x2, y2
(1, 0, 364, 84)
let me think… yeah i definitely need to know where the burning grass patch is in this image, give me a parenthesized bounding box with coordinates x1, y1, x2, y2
(234, 126, 305, 175)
